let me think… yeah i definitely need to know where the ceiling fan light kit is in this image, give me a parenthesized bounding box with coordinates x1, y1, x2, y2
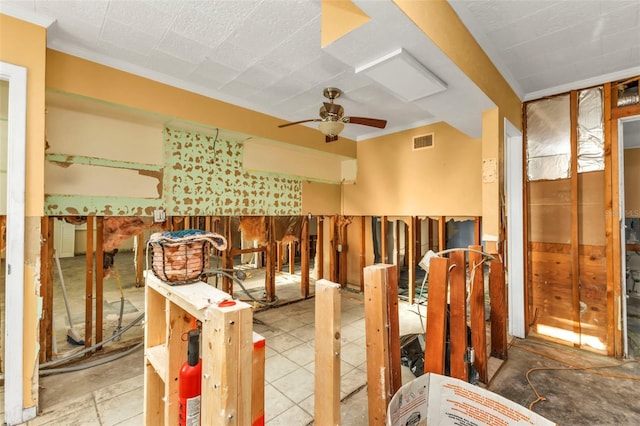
(277, 87, 387, 142)
(318, 120, 345, 136)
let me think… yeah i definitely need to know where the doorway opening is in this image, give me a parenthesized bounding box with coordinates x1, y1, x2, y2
(621, 116, 640, 359)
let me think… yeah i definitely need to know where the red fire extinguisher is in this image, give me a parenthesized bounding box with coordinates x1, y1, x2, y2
(179, 328, 202, 426)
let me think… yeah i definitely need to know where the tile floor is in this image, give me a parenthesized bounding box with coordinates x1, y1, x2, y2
(0, 251, 421, 425)
(3, 280, 424, 425)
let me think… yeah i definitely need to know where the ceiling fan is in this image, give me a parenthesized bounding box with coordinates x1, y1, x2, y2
(278, 87, 387, 142)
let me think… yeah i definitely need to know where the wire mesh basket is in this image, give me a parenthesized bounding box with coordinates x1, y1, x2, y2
(149, 230, 227, 285)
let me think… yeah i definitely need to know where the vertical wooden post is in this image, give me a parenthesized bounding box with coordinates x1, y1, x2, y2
(360, 216, 366, 292)
(438, 216, 446, 251)
(135, 231, 144, 287)
(317, 217, 324, 280)
(364, 264, 400, 426)
(39, 216, 54, 362)
(424, 256, 449, 374)
(604, 82, 622, 356)
(85, 216, 94, 350)
(277, 242, 283, 272)
(288, 242, 295, 274)
(474, 217, 482, 246)
(222, 216, 233, 295)
(252, 332, 266, 426)
(569, 89, 582, 348)
(329, 216, 337, 282)
(301, 216, 310, 298)
(394, 221, 401, 279)
(339, 219, 348, 287)
(449, 250, 468, 381)
(427, 218, 434, 251)
(469, 245, 488, 383)
(414, 217, 422, 264)
(96, 216, 104, 348)
(489, 259, 508, 359)
(381, 216, 388, 263)
(314, 279, 341, 425)
(265, 217, 276, 303)
(201, 300, 253, 425)
(408, 217, 415, 305)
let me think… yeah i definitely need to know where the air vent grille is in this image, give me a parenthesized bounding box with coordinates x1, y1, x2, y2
(413, 133, 434, 150)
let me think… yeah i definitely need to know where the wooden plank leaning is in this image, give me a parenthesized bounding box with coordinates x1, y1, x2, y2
(364, 264, 401, 426)
(314, 279, 341, 425)
(423, 256, 449, 375)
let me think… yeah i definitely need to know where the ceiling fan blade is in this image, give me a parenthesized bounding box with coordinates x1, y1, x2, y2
(344, 116, 387, 129)
(278, 119, 319, 128)
(325, 134, 339, 143)
(323, 102, 344, 117)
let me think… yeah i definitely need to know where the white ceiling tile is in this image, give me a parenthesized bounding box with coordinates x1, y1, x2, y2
(100, 18, 159, 55)
(170, 0, 260, 47)
(224, 19, 289, 59)
(47, 14, 102, 48)
(36, 0, 109, 22)
(2, 0, 35, 11)
(219, 78, 260, 100)
(234, 63, 283, 89)
(601, 26, 640, 53)
(106, 0, 181, 36)
(208, 40, 259, 71)
(144, 50, 199, 79)
(4, 0, 636, 141)
(456, 0, 556, 32)
(189, 59, 238, 90)
(155, 30, 211, 64)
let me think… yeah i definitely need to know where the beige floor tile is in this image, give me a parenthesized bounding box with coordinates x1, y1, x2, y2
(298, 394, 314, 417)
(264, 384, 296, 422)
(271, 368, 315, 404)
(340, 322, 366, 343)
(340, 341, 367, 367)
(265, 353, 299, 383)
(113, 412, 143, 425)
(27, 395, 99, 426)
(281, 341, 315, 367)
(267, 404, 313, 425)
(265, 332, 304, 353)
(96, 387, 143, 426)
(287, 323, 316, 342)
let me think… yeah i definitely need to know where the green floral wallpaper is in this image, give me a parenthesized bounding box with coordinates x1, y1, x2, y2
(163, 127, 301, 216)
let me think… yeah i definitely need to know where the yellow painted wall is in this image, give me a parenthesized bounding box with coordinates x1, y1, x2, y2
(45, 50, 356, 159)
(481, 108, 501, 249)
(45, 106, 163, 198)
(343, 122, 482, 216)
(0, 14, 47, 409)
(302, 181, 341, 215)
(1, 14, 46, 216)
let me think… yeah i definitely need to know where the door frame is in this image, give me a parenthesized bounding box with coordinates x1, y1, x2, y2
(504, 118, 525, 338)
(1, 61, 31, 425)
(618, 114, 640, 358)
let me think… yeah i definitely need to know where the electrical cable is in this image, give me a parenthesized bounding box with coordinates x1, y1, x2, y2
(39, 342, 144, 376)
(40, 311, 145, 369)
(202, 268, 279, 307)
(509, 340, 640, 411)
